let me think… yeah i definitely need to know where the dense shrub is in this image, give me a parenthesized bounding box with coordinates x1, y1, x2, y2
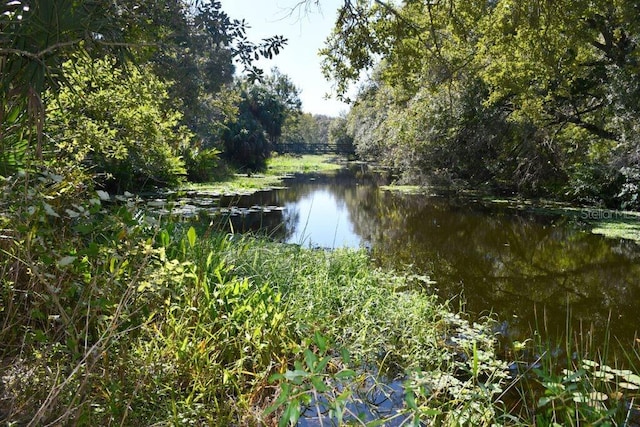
(46, 56, 190, 191)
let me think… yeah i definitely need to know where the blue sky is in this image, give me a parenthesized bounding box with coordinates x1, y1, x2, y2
(220, 0, 349, 117)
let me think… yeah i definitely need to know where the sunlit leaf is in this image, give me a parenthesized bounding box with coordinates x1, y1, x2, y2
(588, 391, 608, 402)
(538, 397, 552, 407)
(622, 373, 640, 386)
(187, 226, 197, 248)
(283, 369, 308, 382)
(96, 190, 110, 201)
(618, 382, 640, 391)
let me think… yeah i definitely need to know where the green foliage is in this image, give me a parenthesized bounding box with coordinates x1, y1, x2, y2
(280, 113, 320, 151)
(222, 73, 302, 171)
(0, 0, 287, 181)
(119, 0, 288, 144)
(182, 145, 222, 183)
(346, 79, 397, 162)
(532, 359, 639, 426)
(0, 172, 511, 425)
(46, 55, 190, 190)
(324, 0, 640, 207)
(0, 0, 127, 172)
(0, 102, 29, 176)
(328, 115, 355, 155)
(266, 333, 358, 427)
(226, 243, 509, 424)
(507, 336, 640, 426)
(2, 166, 639, 424)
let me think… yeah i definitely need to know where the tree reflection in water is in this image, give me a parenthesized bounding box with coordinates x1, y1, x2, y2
(274, 171, 640, 346)
(181, 168, 640, 346)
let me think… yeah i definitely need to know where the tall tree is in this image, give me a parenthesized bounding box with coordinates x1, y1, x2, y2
(0, 0, 126, 172)
(222, 71, 302, 170)
(321, 0, 640, 204)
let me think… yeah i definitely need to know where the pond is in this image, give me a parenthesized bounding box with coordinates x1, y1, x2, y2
(156, 168, 640, 346)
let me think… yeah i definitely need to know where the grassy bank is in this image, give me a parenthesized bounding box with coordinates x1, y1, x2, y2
(182, 154, 345, 195)
(0, 172, 506, 424)
(2, 170, 639, 425)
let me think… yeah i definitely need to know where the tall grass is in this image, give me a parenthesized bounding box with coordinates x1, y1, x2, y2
(502, 304, 640, 425)
(1, 169, 638, 425)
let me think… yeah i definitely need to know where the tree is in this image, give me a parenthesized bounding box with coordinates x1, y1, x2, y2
(328, 115, 354, 155)
(321, 0, 640, 205)
(0, 0, 289, 181)
(281, 113, 321, 152)
(0, 0, 127, 173)
(120, 0, 289, 144)
(46, 56, 190, 190)
(222, 72, 302, 170)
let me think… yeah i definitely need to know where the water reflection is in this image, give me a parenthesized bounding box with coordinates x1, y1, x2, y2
(362, 192, 640, 344)
(165, 168, 640, 344)
(283, 187, 361, 247)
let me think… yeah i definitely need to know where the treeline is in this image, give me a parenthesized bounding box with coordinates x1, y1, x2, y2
(279, 113, 355, 154)
(0, 0, 325, 190)
(323, 0, 640, 209)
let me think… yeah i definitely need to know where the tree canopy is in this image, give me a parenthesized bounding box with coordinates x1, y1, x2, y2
(322, 0, 640, 207)
(1, 0, 295, 185)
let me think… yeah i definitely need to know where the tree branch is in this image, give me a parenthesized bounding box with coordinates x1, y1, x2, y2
(0, 40, 83, 62)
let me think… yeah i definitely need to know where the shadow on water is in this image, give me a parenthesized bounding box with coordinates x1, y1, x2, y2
(366, 192, 640, 346)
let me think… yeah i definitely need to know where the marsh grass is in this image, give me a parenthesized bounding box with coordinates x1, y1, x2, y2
(501, 305, 640, 426)
(0, 170, 509, 425)
(266, 154, 344, 176)
(2, 169, 639, 426)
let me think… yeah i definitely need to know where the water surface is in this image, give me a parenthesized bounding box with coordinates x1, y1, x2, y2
(163, 169, 640, 344)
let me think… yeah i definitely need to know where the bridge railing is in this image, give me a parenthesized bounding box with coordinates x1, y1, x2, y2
(274, 142, 355, 155)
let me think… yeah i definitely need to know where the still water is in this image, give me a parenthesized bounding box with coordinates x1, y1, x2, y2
(167, 168, 640, 345)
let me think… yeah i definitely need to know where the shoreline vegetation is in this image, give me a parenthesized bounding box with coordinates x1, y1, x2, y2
(2, 155, 639, 425)
(4, 1, 639, 423)
(180, 154, 345, 195)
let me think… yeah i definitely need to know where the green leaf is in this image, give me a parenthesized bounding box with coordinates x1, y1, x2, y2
(472, 340, 479, 379)
(341, 348, 351, 365)
(283, 369, 309, 382)
(43, 202, 60, 218)
(304, 349, 317, 372)
(96, 190, 110, 201)
(314, 331, 328, 353)
(538, 397, 552, 407)
(334, 369, 356, 380)
(187, 226, 197, 248)
(280, 401, 301, 427)
(405, 388, 418, 411)
(310, 376, 328, 392)
(34, 329, 47, 343)
(622, 373, 640, 386)
(160, 230, 170, 247)
(269, 373, 285, 383)
(316, 355, 331, 374)
(366, 420, 389, 427)
(264, 385, 290, 416)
